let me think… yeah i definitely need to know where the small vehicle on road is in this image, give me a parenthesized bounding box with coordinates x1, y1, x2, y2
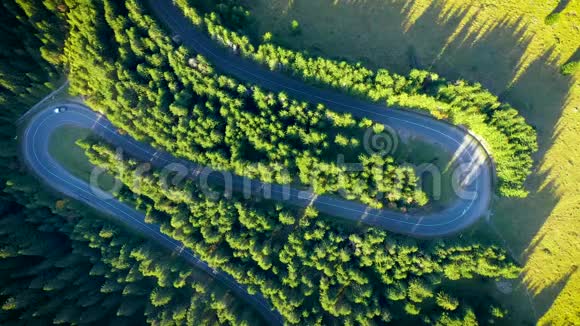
(53, 106, 67, 113)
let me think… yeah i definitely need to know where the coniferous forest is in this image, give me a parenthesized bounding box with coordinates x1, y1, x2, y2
(0, 0, 539, 325)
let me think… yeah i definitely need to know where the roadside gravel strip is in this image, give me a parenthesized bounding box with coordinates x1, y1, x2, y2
(20, 1, 494, 322)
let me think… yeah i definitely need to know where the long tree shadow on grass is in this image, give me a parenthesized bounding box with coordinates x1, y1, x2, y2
(548, 0, 572, 16)
(403, 2, 577, 319)
(242, 0, 577, 321)
(339, 0, 576, 299)
(251, 0, 575, 250)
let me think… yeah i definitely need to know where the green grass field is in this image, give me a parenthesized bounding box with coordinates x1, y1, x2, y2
(48, 125, 116, 191)
(241, 0, 580, 324)
(394, 138, 457, 208)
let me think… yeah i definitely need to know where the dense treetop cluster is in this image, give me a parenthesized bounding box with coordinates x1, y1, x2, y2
(0, 0, 263, 324)
(0, 194, 263, 325)
(64, 0, 428, 210)
(83, 136, 518, 325)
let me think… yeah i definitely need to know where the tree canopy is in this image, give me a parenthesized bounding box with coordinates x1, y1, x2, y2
(81, 136, 520, 325)
(177, 0, 538, 198)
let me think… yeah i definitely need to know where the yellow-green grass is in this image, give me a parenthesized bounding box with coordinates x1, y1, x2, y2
(241, 0, 580, 324)
(393, 137, 457, 207)
(48, 126, 116, 191)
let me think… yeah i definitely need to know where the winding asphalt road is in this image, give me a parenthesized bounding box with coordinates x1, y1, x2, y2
(145, 0, 493, 236)
(21, 104, 284, 324)
(20, 1, 494, 323)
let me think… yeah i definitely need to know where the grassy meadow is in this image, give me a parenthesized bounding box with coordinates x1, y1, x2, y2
(49, 125, 116, 190)
(240, 0, 580, 324)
